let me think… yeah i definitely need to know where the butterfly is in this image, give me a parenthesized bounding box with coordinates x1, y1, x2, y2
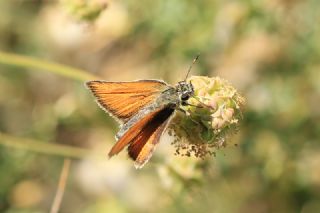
(86, 56, 199, 168)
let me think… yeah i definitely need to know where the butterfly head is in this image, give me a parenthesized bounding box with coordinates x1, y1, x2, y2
(176, 81, 194, 102)
(175, 54, 199, 102)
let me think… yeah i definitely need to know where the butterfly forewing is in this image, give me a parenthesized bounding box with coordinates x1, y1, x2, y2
(86, 80, 169, 122)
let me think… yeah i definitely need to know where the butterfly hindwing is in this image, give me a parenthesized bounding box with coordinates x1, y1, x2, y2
(108, 106, 174, 168)
(128, 108, 173, 168)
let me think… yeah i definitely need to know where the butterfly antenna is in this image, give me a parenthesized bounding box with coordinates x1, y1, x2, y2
(184, 54, 200, 81)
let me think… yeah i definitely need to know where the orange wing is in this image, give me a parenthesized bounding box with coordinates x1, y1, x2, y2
(86, 80, 168, 122)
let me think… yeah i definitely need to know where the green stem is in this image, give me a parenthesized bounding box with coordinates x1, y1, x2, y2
(0, 132, 106, 160)
(0, 51, 99, 81)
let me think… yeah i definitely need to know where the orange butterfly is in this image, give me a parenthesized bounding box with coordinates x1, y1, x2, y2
(86, 56, 199, 168)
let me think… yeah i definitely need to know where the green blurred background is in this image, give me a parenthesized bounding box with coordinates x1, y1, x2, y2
(0, 0, 319, 212)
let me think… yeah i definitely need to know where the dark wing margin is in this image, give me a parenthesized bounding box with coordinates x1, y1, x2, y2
(108, 107, 174, 168)
(86, 80, 168, 122)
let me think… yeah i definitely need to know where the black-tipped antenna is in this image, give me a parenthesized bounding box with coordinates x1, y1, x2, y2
(185, 54, 200, 81)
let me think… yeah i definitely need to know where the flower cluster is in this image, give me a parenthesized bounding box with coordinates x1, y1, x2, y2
(62, 0, 108, 21)
(169, 76, 245, 158)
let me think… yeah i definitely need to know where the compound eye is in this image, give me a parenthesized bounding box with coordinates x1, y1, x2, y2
(181, 94, 189, 101)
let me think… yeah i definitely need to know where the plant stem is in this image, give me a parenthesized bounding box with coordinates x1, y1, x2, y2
(0, 132, 106, 160)
(0, 51, 99, 81)
(50, 158, 71, 213)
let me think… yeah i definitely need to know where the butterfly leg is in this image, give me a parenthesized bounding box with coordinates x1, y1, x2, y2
(181, 100, 202, 107)
(176, 107, 189, 115)
(177, 107, 204, 126)
(190, 96, 217, 110)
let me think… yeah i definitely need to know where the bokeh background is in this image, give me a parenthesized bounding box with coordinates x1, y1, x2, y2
(1, 0, 320, 212)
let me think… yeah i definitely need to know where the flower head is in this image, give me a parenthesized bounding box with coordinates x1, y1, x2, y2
(169, 76, 245, 158)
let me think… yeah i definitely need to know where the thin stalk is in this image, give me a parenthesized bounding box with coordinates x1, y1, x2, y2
(0, 51, 99, 81)
(50, 158, 72, 213)
(0, 132, 106, 160)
